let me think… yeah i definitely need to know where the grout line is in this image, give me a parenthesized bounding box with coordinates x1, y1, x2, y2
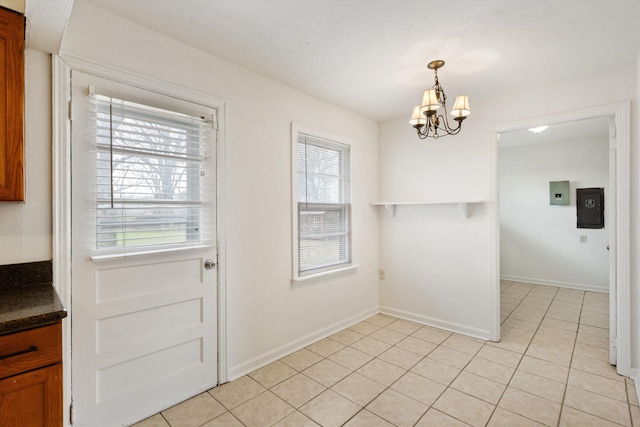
(488, 282, 555, 426)
(320, 316, 420, 426)
(553, 285, 582, 427)
(503, 286, 628, 427)
(155, 286, 623, 427)
(567, 291, 633, 426)
(160, 412, 171, 427)
(627, 380, 635, 427)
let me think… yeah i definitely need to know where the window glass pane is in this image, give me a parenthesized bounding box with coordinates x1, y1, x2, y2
(97, 203, 201, 249)
(94, 95, 211, 251)
(299, 205, 350, 272)
(97, 153, 199, 201)
(296, 131, 351, 276)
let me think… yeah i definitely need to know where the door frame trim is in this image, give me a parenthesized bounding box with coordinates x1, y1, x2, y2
(488, 102, 631, 376)
(52, 55, 228, 426)
(52, 55, 72, 427)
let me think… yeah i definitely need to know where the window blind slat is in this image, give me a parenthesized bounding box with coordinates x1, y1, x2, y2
(296, 134, 351, 276)
(97, 144, 205, 163)
(91, 93, 215, 253)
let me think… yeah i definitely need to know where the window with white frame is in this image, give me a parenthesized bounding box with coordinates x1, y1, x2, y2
(92, 93, 215, 253)
(293, 127, 352, 277)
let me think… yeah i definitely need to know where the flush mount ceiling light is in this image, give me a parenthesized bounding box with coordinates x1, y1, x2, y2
(410, 60, 470, 139)
(528, 126, 548, 134)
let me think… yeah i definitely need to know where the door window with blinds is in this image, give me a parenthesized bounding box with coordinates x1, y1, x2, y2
(293, 127, 352, 278)
(90, 90, 215, 254)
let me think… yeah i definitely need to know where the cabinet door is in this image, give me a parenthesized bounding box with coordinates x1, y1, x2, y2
(0, 363, 62, 427)
(0, 7, 24, 201)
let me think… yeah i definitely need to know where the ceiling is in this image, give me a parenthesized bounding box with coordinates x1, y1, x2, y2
(78, 0, 640, 121)
(26, 0, 75, 53)
(499, 116, 610, 148)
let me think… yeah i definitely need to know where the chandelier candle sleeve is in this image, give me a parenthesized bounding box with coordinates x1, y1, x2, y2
(410, 60, 470, 139)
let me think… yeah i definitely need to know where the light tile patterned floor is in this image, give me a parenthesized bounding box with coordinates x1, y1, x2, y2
(133, 282, 639, 427)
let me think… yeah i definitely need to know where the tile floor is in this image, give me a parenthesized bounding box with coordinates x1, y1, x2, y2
(133, 282, 639, 427)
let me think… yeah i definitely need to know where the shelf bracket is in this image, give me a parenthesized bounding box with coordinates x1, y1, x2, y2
(384, 204, 396, 217)
(459, 202, 468, 218)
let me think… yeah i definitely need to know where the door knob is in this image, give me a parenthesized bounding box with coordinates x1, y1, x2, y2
(204, 259, 216, 270)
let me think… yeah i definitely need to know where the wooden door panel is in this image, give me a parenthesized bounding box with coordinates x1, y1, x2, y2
(0, 363, 62, 427)
(0, 7, 23, 201)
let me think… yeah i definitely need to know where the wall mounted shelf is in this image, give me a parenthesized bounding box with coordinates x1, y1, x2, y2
(370, 200, 486, 218)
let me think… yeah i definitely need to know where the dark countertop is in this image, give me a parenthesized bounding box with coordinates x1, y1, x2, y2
(0, 261, 67, 335)
(0, 283, 67, 335)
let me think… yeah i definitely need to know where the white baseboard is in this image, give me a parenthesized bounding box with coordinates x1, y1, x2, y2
(227, 306, 379, 381)
(379, 305, 491, 341)
(501, 275, 608, 293)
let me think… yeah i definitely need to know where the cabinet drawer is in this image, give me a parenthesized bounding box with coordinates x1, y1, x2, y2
(0, 322, 61, 379)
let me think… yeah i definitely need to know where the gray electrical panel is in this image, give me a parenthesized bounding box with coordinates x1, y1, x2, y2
(550, 181, 570, 205)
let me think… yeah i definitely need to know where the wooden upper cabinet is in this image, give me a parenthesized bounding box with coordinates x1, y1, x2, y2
(0, 6, 23, 201)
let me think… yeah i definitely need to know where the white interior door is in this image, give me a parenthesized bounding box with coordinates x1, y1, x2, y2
(70, 71, 218, 426)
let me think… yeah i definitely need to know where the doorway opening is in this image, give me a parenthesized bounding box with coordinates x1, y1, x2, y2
(489, 102, 630, 376)
(499, 117, 610, 293)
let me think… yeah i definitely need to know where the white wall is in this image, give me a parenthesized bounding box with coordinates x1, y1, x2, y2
(377, 117, 491, 338)
(60, 2, 379, 379)
(378, 63, 636, 341)
(0, 48, 51, 264)
(499, 131, 609, 291)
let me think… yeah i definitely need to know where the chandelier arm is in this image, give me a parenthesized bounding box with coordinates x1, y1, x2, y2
(418, 118, 457, 140)
(439, 112, 456, 135)
(417, 123, 430, 139)
(417, 129, 429, 139)
(415, 122, 432, 139)
(440, 113, 461, 136)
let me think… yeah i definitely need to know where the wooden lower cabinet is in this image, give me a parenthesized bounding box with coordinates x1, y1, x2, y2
(0, 363, 62, 426)
(0, 322, 63, 427)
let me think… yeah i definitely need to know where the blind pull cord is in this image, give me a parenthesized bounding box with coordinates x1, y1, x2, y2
(109, 101, 114, 209)
(304, 136, 309, 210)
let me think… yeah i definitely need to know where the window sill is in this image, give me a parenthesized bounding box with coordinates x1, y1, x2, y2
(291, 264, 359, 285)
(90, 244, 213, 262)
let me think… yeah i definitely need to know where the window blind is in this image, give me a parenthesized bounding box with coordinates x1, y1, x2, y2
(297, 133, 351, 276)
(92, 93, 215, 253)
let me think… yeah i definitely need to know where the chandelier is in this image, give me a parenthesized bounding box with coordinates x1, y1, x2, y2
(410, 60, 470, 139)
